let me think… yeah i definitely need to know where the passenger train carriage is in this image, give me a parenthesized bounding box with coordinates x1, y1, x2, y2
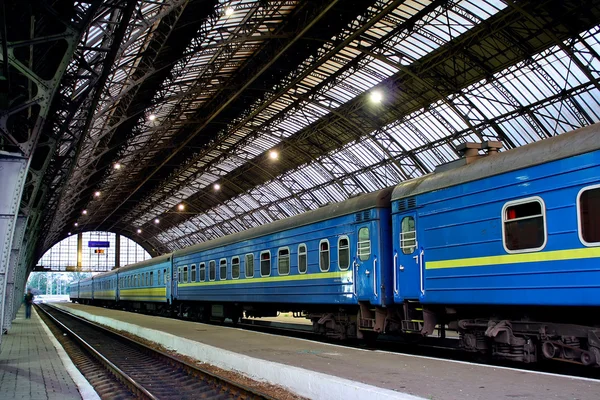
(70, 123, 600, 366)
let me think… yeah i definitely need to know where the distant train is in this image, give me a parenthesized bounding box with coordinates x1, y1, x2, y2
(71, 123, 600, 367)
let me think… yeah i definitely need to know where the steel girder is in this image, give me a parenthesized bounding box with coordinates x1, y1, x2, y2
(146, 0, 600, 250)
(0, 0, 102, 339)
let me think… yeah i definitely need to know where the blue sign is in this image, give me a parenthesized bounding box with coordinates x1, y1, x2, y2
(88, 241, 110, 248)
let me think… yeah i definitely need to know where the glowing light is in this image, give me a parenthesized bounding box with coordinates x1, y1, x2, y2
(113, 163, 121, 170)
(269, 150, 279, 160)
(94, 191, 101, 197)
(214, 183, 221, 191)
(154, 218, 160, 224)
(225, 7, 234, 16)
(148, 114, 157, 121)
(67, 232, 71, 236)
(178, 204, 185, 211)
(74, 222, 78, 227)
(82, 210, 87, 215)
(137, 229, 142, 234)
(370, 90, 383, 103)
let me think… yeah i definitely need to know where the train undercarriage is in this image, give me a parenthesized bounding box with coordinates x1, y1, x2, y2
(77, 297, 600, 367)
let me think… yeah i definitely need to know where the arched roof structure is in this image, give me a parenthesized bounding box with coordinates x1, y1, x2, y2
(3, 0, 600, 261)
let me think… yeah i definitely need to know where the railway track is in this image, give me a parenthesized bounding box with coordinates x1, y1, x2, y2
(36, 304, 273, 400)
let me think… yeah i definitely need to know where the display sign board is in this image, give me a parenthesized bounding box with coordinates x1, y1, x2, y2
(88, 241, 110, 248)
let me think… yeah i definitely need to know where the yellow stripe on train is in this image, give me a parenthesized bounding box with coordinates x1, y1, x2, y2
(426, 247, 600, 270)
(178, 270, 353, 287)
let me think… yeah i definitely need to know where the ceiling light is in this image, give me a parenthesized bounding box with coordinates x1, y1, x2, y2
(214, 183, 221, 191)
(225, 7, 234, 16)
(82, 210, 87, 215)
(369, 89, 383, 103)
(94, 191, 101, 197)
(178, 204, 185, 211)
(154, 218, 159, 224)
(113, 163, 121, 170)
(269, 150, 279, 160)
(67, 232, 71, 236)
(148, 114, 157, 121)
(74, 222, 78, 227)
(137, 229, 142, 234)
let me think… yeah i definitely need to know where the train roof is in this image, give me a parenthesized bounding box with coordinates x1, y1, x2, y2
(174, 187, 393, 258)
(392, 122, 600, 201)
(115, 253, 172, 274)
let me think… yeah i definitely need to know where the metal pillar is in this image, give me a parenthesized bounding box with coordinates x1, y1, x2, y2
(115, 233, 120, 268)
(0, 152, 28, 340)
(2, 216, 26, 333)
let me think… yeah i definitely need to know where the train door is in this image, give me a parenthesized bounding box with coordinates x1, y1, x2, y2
(394, 212, 422, 299)
(172, 265, 179, 299)
(354, 223, 380, 302)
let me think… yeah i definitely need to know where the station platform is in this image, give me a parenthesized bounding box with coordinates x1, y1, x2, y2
(54, 302, 600, 400)
(0, 306, 97, 400)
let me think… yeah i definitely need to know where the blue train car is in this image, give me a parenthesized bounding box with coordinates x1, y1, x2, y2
(117, 255, 171, 313)
(390, 123, 600, 364)
(93, 269, 118, 304)
(78, 277, 93, 304)
(173, 188, 393, 337)
(69, 281, 79, 302)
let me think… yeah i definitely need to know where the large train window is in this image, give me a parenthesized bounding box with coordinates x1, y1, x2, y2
(357, 228, 370, 261)
(298, 244, 307, 274)
(232, 257, 240, 279)
(578, 185, 600, 246)
(260, 251, 271, 277)
(245, 254, 254, 278)
(278, 248, 290, 275)
(502, 197, 546, 253)
(150, 272, 154, 286)
(338, 236, 350, 270)
(199, 263, 206, 282)
(163, 269, 167, 284)
(191, 265, 197, 282)
(209, 260, 216, 281)
(401, 217, 416, 254)
(319, 239, 330, 272)
(220, 259, 227, 280)
(183, 266, 188, 283)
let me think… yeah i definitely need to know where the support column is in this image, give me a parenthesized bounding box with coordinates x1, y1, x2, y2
(0, 152, 29, 343)
(115, 233, 120, 269)
(3, 216, 27, 333)
(77, 232, 82, 269)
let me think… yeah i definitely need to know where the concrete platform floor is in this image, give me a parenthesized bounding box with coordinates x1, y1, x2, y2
(0, 306, 97, 400)
(56, 302, 600, 400)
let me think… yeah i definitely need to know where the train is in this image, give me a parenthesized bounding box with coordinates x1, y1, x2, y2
(70, 123, 600, 367)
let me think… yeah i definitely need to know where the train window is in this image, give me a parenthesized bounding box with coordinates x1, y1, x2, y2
(199, 263, 206, 282)
(209, 260, 216, 281)
(220, 259, 227, 280)
(183, 266, 189, 283)
(191, 265, 197, 282)
(232, 257, 240, 279)
(357, 227, 371, 261)
(298, 244, 307, 274)
(338, 236, 350, 270)
(260, 251, 271, 277)
(502, 197, 546, 253)
(178, 267, 182, 283)
(278, 248, 290, 275)
(319, 239, 330, 272)
(146, 272, 150, 286)
(157, 270, 161, 286)
(245, 254, 254, 278)
(401, 217, 417, 254)
(578, 185, 600, 246)
(150, 272, 154, 287)
(163, 269, 167, 284)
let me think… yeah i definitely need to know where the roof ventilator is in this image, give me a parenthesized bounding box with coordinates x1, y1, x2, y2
(397, 197, 417, 211)
(435, 140, 503, 173)
(355, 210, 370, 222)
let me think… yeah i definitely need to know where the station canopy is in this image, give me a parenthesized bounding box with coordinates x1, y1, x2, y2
(11, 0, 600, 258)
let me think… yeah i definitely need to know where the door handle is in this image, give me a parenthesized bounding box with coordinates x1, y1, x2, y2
(419, 249, 425, 295)
(373, 257, 378, 298)
(393, 252, 398, 295)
